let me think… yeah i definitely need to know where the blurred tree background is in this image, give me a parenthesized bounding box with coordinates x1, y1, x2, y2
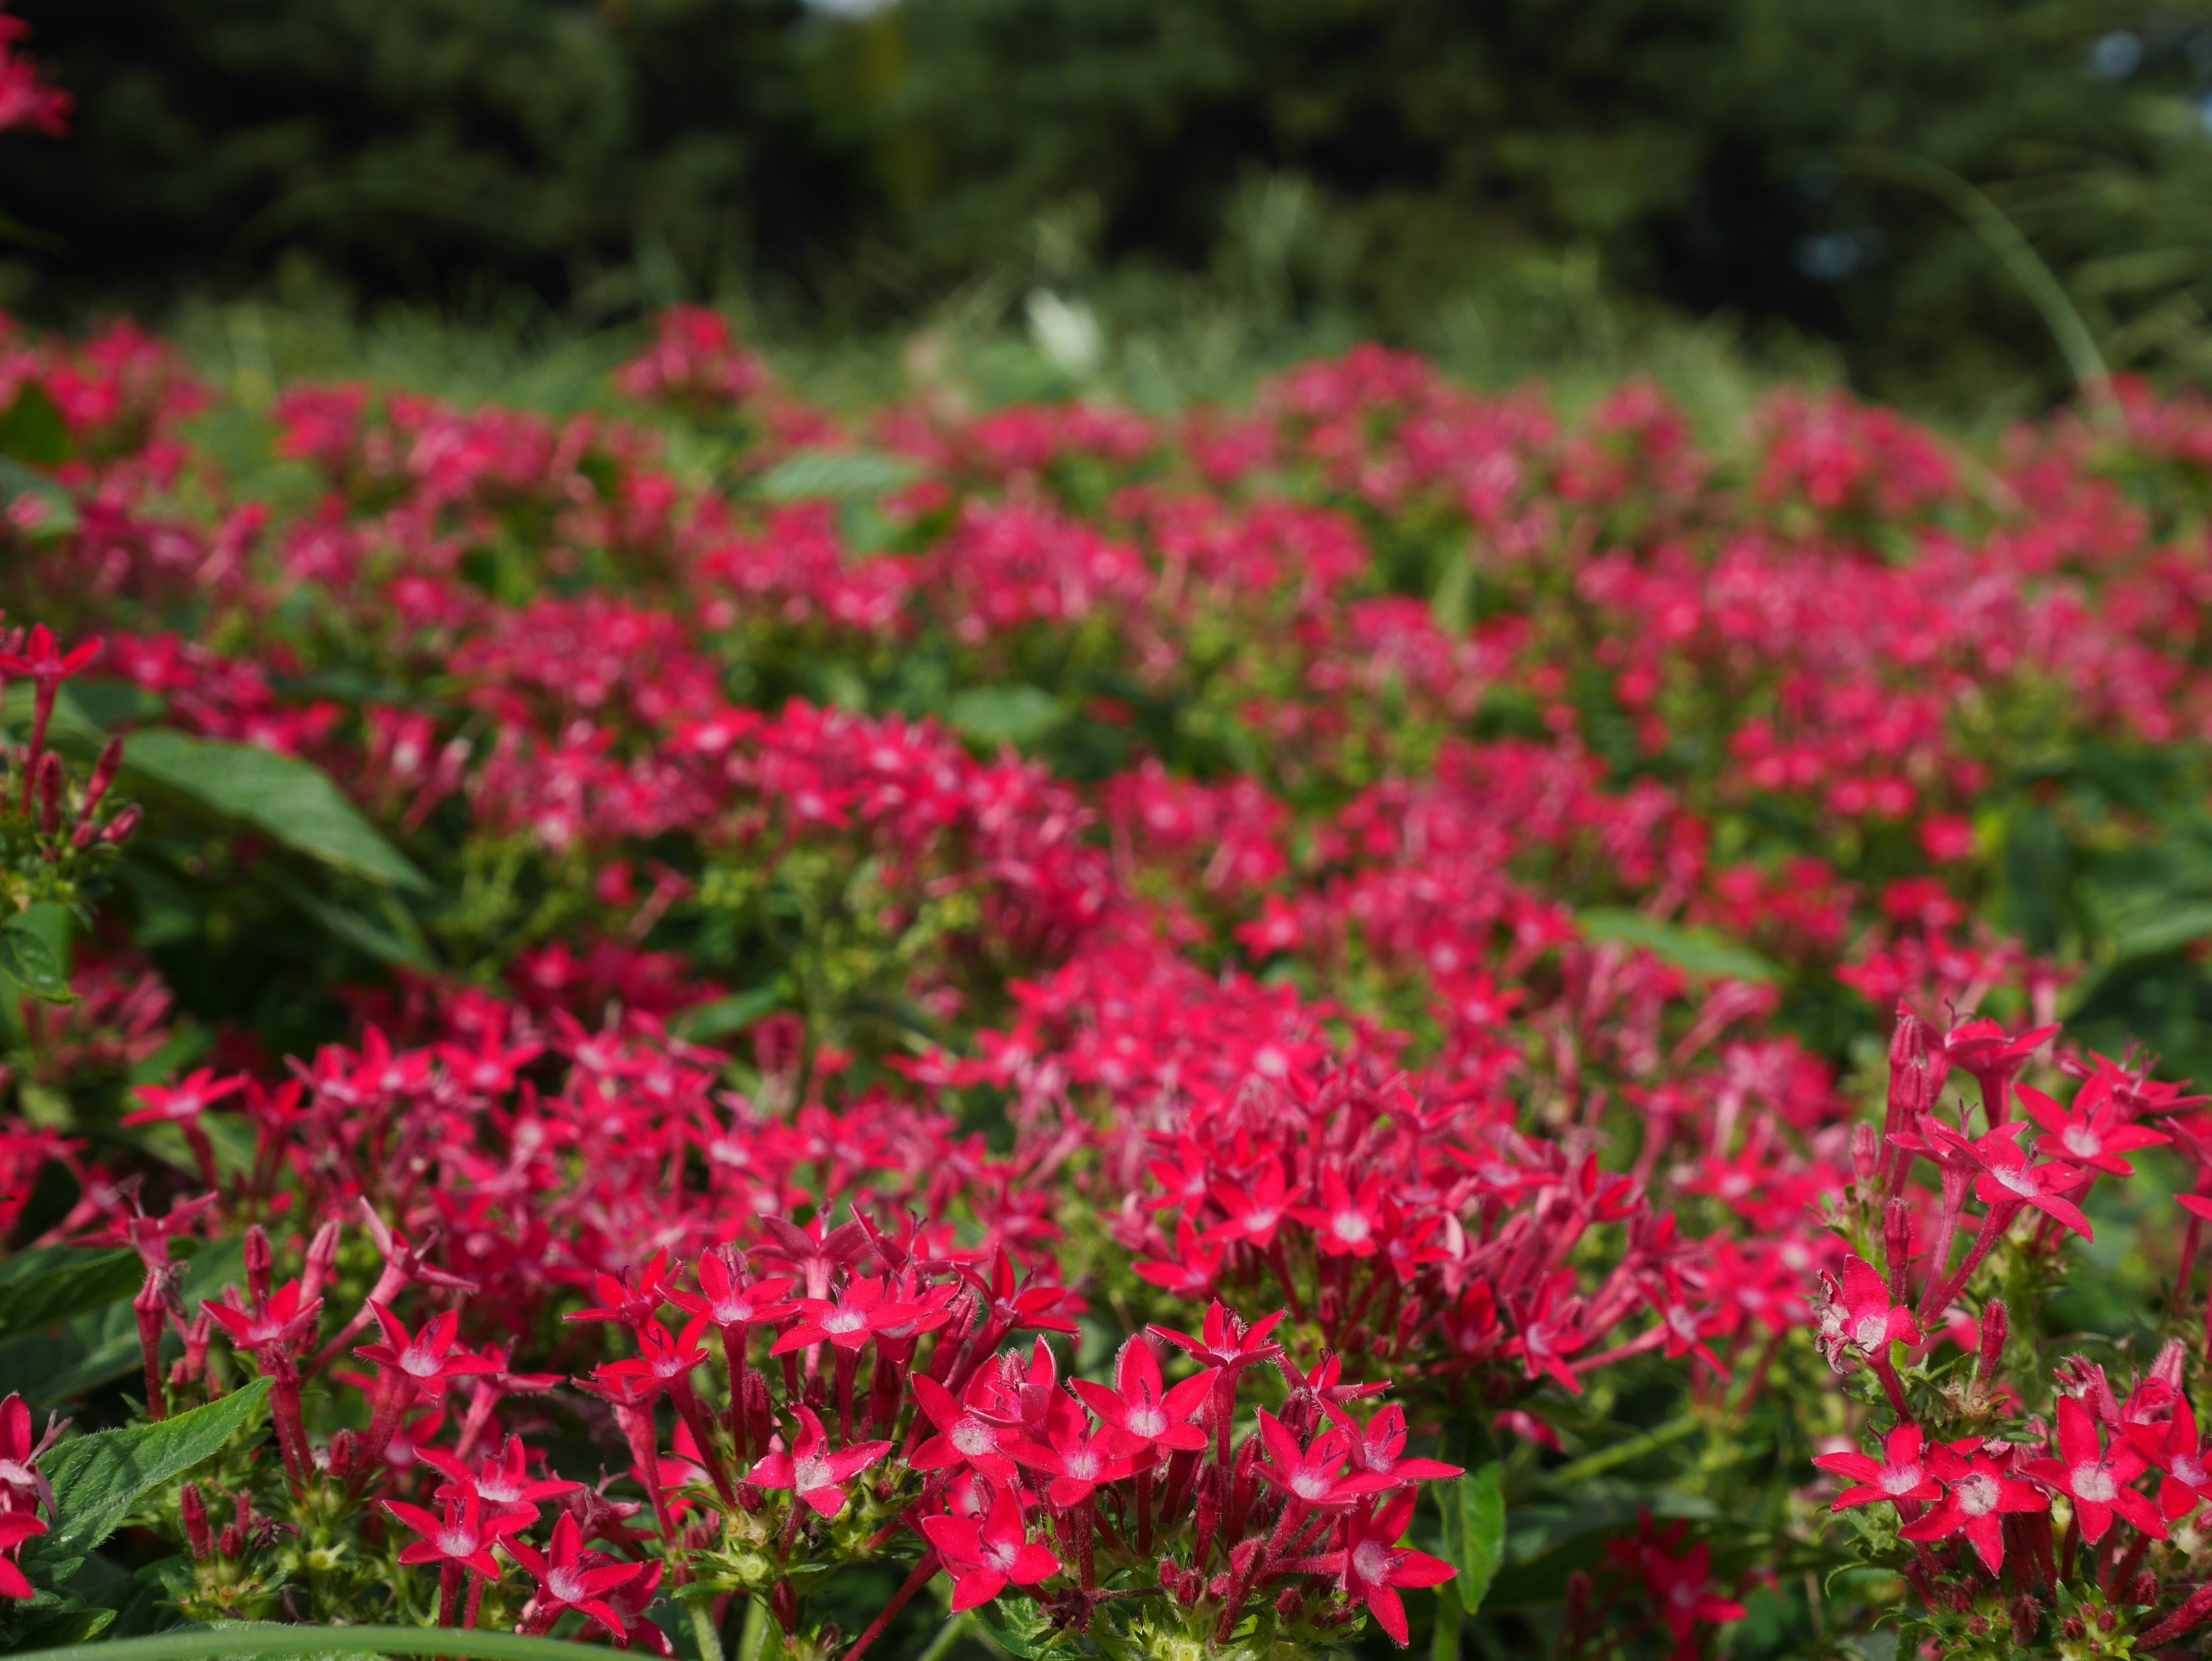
(13, 0, 2212, 413)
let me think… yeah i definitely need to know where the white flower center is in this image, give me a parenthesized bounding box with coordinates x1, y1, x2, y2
(1955, 1474, 1999, 1517)
(2072, 1464, 2118, 1504)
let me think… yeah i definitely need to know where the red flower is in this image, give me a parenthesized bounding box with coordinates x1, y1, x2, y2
(1252, 1412, 1393, 1513)
(1325, 1489, 1456, 1645)
(1814, 1253, 1919, 1367)
(751, 1405, 890, 1518)
(1603, 1515, 1745, 1658)
(1812, 1423, 1941, 1511)
(1290, 1166, 1388, 1258)
(1897, 1443, 2046, 1572)
(506, 1512, 643, 1640)
(919, 1483, 1060, 1611)
(1149, 1301, 1285, 1382)
(596, 1315, 712, 1393)
(910, 1374, 1022, 1485)
(2131, 1396, 2212, 1522)
(355, 1304, 502, 1398)
(2025, 1395, 2162, 1543)
(1067, 1338, 1213, 1460)
(380, 1493, 529, 1579)
(202, 1280, 323, 1356)
(1324, 1402, 1466, 1489)
(1206, 1158, 1301, 1248)
(1960, 1125, 2093, 1239)
(1132, 1216, 1226, 1300)
(0, 626, 100, 688)
(768, 1276, 927, 1356)
(121, 1068, 247, 1126)
(418, 1433, 581, 1518)
(2019, 1081, 2167, 1178)
(1006, 1417, 1138, 1507)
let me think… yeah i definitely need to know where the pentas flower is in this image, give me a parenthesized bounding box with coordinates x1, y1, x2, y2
(1948, 1123, 2093, 1239)
(770, 1276, 927, 1355)
(1814, 1254, 1917, 1371)
(919, 1484, 1060, 1611)
(910, 1374, 1022, 1485)
(0, 1395, 60, 1519)
(567, 1250, 680, 1329)
(418, 1434, 581, 1517)
(380, 1492, 529, 1579)
(751, 1405, 891, 1518)
(1321, 1490, 1457, 1645)
(1813, 1424, 1941, 1512)
(1150, 1303, 1286, 1383)
(355, 1304, 502, 1397)
(1324, 1402, 1466, 1489)
(121, 1068, 246, 1126)
(2025, 1396, 2162, 1543)
(507, 1512, 643, 1640)
(1897, 1443, 2047, 1572)
(1252, 1414, 1393, 1514)
(2130, 1397, 2212, 1521)
(1067, 1339, 1213, 1459)
(1132, 1217, 1226, 1300)
(596, 1315, 711, 1391)
(1291, 1167, 1389, 1258)
(1501, 1275, 1592, 1395)
(1006, 1417, 1139, 1507)
(2018, 1081, 2168, 1177)
(1206, 1159, 1301, 1248)
(201, 1280, 322, 1355)
(1603, 1516, 1745, 1661)
(671, 1254, 794, 1330)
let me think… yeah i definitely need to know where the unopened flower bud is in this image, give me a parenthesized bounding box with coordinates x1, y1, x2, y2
(180, 1482, 211, 1560)
(1850, 1122, 1880, 1187)
(81, 737, 121, 820)
(1883, 1198, 1915, 1304)
(34, 750, 61, 838)
(300, 1219, 343, 1305)
(103, 804, 142, 844)
(244, 1225, 272, 1306)
(1977, 1300, 2008, 1386)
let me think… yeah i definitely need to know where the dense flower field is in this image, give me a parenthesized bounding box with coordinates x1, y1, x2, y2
(10, 238, 2212, 1659)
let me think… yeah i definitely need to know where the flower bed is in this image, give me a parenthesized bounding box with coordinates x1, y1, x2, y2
(0, 299, 2209, 1660)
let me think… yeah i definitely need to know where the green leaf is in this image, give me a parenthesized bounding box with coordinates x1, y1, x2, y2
(0, 1239, 244, 1408)
(1455, 1463, 1506, 1616)
(0, 384, 70, 467)
(0, 459, 78, 538)
(0, 1250, 140, 1346)
(674, 978, 791, 1041)
(38, 1378, 272, 1559)
(6, 1625, 624, 1661)
(944, 686, 1065, 748)
(120, 731, 430, 892)
(1575, 908, 1778, 983)
(0, 904, 74, 1002)
(967, 1596, 1055, 1658)
(756, 448, 922, 504)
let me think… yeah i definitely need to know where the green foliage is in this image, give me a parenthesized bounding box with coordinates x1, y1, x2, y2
(21, 0, 2212, 407)
(35, 1378, 271, 1563)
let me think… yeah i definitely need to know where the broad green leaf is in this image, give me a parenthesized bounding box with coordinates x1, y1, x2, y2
(1455, 1463, 1506, 1615)
(0, 384, 70, 467)
(120, 731, 429, 892)
(39, 1377, 272, 1558)
(757, 448, 922, 504)
(0, 1239, 243, 1408)
(0, 1250, 139, 1346)
(944, 686, 1064, 747)
(0, 904, 73, 1001)
(1575, 908, 1778, 983)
